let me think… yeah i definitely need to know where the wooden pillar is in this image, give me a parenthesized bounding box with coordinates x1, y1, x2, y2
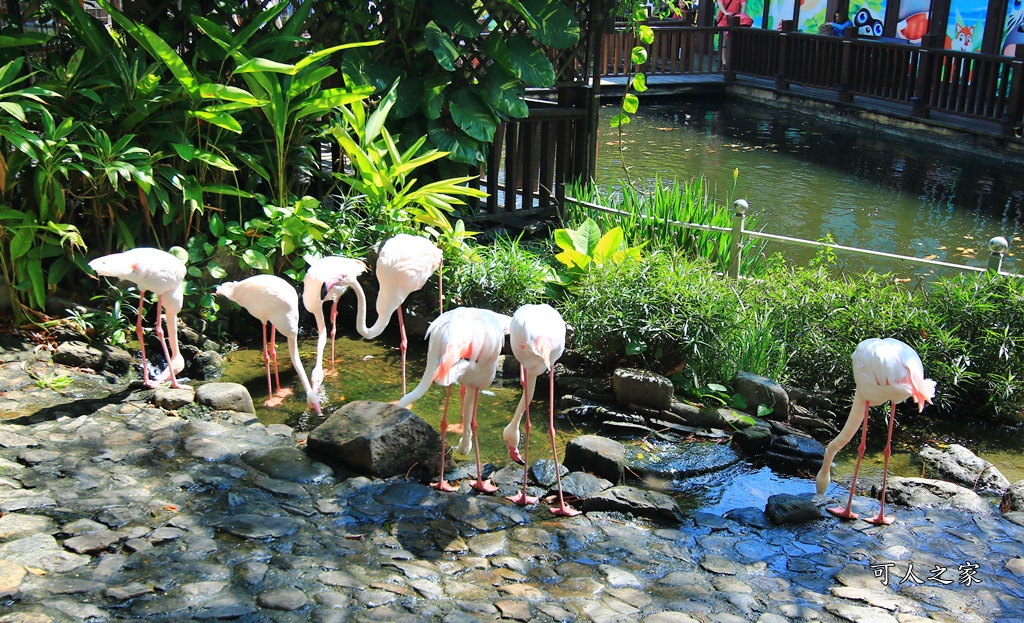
(838, 39, 853, 102)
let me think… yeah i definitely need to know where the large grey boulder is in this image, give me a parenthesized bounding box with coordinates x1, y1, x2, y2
(53, 341, 132, 374)
(195, 382, 255, 414)
(580, 485, 684, 523)
(884, 476, 994, 515)
(916, 444, 1010, 494)
(765, 493, 821, 524)
(613, 368, 674, 411)
(563, 435, 626, 485)
(733, 371, 789, 421)
(307, 401, 442, 479)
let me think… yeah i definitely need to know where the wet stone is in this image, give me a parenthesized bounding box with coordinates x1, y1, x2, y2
(256, 586, 307, 610)
(211, 514, 300, 539)
(824, 603, 898, 623)
(0, 560, 26, 598)
(701, 554, 740, 575)
(62, 529, 122, 555)
(0, 513, 56, 539)
(104, 582, 154, 601)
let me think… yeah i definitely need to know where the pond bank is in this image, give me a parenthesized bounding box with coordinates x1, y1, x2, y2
(3, 338, 1024, 622)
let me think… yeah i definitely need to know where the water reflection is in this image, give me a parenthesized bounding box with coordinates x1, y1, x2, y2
(596, 99, 1024, 277)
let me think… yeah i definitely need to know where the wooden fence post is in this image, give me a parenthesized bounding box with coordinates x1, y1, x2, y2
(838, 39, 853, 103)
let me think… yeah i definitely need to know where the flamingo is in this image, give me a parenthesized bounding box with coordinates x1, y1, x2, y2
(88, 247, 187, 389)
(338, 234, 443, 396)
(396, 307, 510, 493)
(816, 337, 936, 525)
(302, 256, 369, 392)
(215, 275, 321, 415)
(504, 304, 580, 516)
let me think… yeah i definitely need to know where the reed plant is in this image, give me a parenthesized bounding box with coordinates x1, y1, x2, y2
(564, 177, 766, 276)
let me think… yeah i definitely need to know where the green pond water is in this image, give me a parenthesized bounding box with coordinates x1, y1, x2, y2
(595, 99, 1024, 279)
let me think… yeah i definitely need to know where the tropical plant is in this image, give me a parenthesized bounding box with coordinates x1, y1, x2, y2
(445, 233, 553, 311)
(548, 217, 645, 294)
(328, 84, 487, 257)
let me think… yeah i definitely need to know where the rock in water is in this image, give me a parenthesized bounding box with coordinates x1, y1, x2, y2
(307, 401, 441, 479)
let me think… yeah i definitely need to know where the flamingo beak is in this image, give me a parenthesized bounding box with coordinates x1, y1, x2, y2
(508, 444, 525, 465)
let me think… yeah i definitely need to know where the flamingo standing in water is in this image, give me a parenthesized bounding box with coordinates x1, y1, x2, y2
(816, 337, 935, 525)
(396, 307, 509, 492)
(504, 304, 580, 516)
(216, 275, 321, 415)
(341, 234, 443, 396)
(88, 247, 187, 389)
(302, 256, 368, 392)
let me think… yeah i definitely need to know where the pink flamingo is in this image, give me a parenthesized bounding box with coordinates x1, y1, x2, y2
(88, 247, 187, 389)
(396, 307, 509, 493)
(816, 337, 936, 525)
(504, 304, 580, 516)
(302, 256, 368, 392)
(215, 275, 321, 415)
(342, 234, 443, 396)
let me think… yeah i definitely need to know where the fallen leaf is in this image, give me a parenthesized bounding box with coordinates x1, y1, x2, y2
(924, 254, 939, 260)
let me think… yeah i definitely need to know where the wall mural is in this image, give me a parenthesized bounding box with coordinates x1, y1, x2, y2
(1003, 0, 1024, 56)
(945, 0, 984, 52)
(895, 0, 931, 43)
(849, 0, 887, 37)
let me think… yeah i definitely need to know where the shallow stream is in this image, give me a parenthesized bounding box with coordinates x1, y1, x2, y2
(217, 330, 1024, 514)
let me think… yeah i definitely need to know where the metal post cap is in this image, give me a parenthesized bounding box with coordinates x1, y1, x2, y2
(989, 236, 1009, 254)
(733, 199, 748, 214)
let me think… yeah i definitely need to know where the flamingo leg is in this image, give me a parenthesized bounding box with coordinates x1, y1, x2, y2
(329, 299, 339, 372)
(865, 402, 897, 525)
(261, 321, 273, 400)
(469, 386, 497, 493)
(151, 296, 182, 389)
(508, 365, 538, 506)
(438, 258, 444, 314)
(432, 385, 458, 492)
(549, 368, 580, 516)
(827, 400, 871, 520)
(271, 325, 282, 393)
(397, 305, 408, 396)
(136, 292, 154, 387)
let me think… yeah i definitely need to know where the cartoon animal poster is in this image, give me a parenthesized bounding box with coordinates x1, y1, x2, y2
(746, 0, 766, 28)
(797, 0, 829, 34)
(895, 0, 931, 43)
(945, 0, 985, 52)
(767, 0, 795, 30)
(848, 0, 887, 37)
(1002, 0, 1024, 56)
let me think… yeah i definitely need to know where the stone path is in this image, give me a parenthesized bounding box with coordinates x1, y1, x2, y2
(2, 351, 1024, 622)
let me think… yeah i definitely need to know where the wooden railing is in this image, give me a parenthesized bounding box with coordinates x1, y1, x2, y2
(601, 24, 1024, 138)
(475, 97, 593, 217)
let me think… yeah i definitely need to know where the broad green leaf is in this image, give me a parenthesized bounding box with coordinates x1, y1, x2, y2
(555, 248, 591, 269)
(593, 227, 625, 264)
(757, 404, 774, 418)
(707, 383, 729, 392)
(286, 65, 335, 98)
(433, 0, 484, 37)
(633, 72, 648, 92)
(489, 35, 556, 88)
(27, 258, 45, 308)
(553, 228, 575, 251)
(241, 248, 270, 271)
(9, 226, 32, 259)
(631, 46, 648, 65)
(209, 213, 225, 237)
(520, 0, 580, 49)
(197, 83, 263, 105)
(481, 70, 528, 119)
(639, 25, 655, 45)
(623, 93, 639, 114)
(0, 102, 25, 122)
(423, 75, 451, 120)
(189, 110, 243, 133)
(192, 148, 238, 171)
(366, 82, 399, 143)
(450, 89, 496, 143)
(0, 32, 49, 48)
(610, 113, 631, 127)
(0, 57, 24, 88)
(202, 183, 254, 198)
(234, 57, 295, 75)
(171, 142, 196, 161)
(574, 218, 602, 256)
(424, 21, 459, 72)
(293, 87, 373, 121)
(427, 120, 485, 165)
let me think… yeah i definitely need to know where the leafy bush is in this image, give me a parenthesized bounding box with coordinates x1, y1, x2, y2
(444, 235, 552, 313)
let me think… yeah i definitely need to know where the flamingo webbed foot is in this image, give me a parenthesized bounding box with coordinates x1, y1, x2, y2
(551, 504, 582, 517)
(470, 479, 498, 493)
(275, 387, 294, 399)
(264, 395, 286, 408)
(826, 505, 859, 520)
(507, 491, 538, 506)
(864, 513, 894, 526)
(431, 480, 459, 492)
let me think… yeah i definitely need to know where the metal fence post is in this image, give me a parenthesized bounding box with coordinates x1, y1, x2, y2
(728, 199, 747, 279)
(988, 236, 1008, 273)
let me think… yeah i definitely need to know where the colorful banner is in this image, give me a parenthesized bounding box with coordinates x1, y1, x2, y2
(1002, 0, 1024, 55)
(767, 0, 795, 30)
(945, 0, 985, 52)
(849, 0, 887, 37)
(895, 0, 931, 43)
(797, 0, 829, 34)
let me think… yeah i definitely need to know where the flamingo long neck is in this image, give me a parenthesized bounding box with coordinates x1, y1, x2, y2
(349, 278, 393, 340)
(396, 328, 444, 408)
(287, 335, 319, 413)
(816, 394, 868, 494)
(503, 371, 538, 449)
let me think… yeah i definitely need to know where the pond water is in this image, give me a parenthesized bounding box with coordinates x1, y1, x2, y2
(218, 329, 1024, 513)
(594, 99, 1024, 278)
